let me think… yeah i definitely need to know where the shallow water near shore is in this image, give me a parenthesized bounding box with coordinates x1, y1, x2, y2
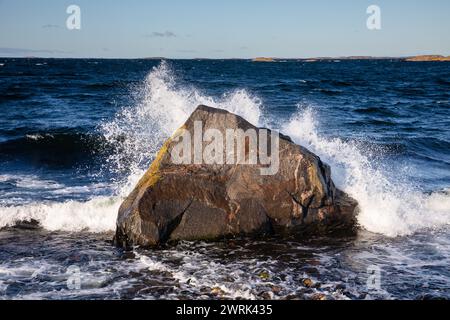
(0, 58, 449, 299)
(1, 229, 448, 299)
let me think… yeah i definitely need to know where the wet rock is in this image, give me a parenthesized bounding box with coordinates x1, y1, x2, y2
(312, 293, 327, 300)
(302, 267, 320, 275)
(211, 287, 226, 297)
(115, 105, 358, 247)
(418, 294, 447, 300)
(302, 278, 314, 288)
(271, 285, 282, 294)
(282, 294, 301, 300)
(357, 293, 367, 300)
(258, 271, 270, 281)
(11, 219, 41, 230)
(258, 291, 273, 300)
(335, 283, 346, 290)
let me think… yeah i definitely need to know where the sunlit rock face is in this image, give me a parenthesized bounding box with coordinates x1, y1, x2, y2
(115, 105, 358, 247)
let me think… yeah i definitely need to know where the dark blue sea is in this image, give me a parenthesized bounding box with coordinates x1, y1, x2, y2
(0, 58, 449, 299)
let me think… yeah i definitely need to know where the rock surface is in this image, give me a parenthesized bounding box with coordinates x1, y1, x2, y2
(405, 55, 450, 62)
(115, 105, 358, 247)
(252, 57, 276, 62)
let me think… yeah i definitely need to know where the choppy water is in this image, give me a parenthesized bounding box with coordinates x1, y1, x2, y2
(0, 58, 449, 299)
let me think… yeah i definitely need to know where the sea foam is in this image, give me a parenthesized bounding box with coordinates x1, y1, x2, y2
(0, 196, 120, 232)
(283, 108, 450, 236)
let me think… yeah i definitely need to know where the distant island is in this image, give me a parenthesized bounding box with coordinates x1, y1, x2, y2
(252, 57, 276, 62)
(251, 55, 450, 62)
(404, 55, 450, 62)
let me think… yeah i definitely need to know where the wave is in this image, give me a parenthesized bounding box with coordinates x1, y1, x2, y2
(0, 61, 264, 232)
(312, 88, 343, 95)
(0, 196, 120, 232)
(84, 81, 129, 90)
(0, 173, 64, 191)
(99, 60, 263, 196)
(1, 61, 449, 237)
(0, 92, 34, 102)
(0, 131, 110, 167)
(353, 106, 398, 117)
(283, 108, 450, 236)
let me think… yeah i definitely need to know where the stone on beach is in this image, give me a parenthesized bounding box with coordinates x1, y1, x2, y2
(115, 105, 358, 247)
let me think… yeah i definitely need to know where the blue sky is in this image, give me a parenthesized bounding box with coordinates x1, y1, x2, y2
(0, 0, 449, 58)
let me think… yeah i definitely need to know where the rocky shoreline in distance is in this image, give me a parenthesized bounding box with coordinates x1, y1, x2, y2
(252, 55, 450, 62)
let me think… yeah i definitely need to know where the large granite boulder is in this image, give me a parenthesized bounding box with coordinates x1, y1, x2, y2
(115, 105, 358, 247)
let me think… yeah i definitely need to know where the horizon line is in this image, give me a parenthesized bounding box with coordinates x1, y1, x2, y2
(1, 54, 449, 60)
